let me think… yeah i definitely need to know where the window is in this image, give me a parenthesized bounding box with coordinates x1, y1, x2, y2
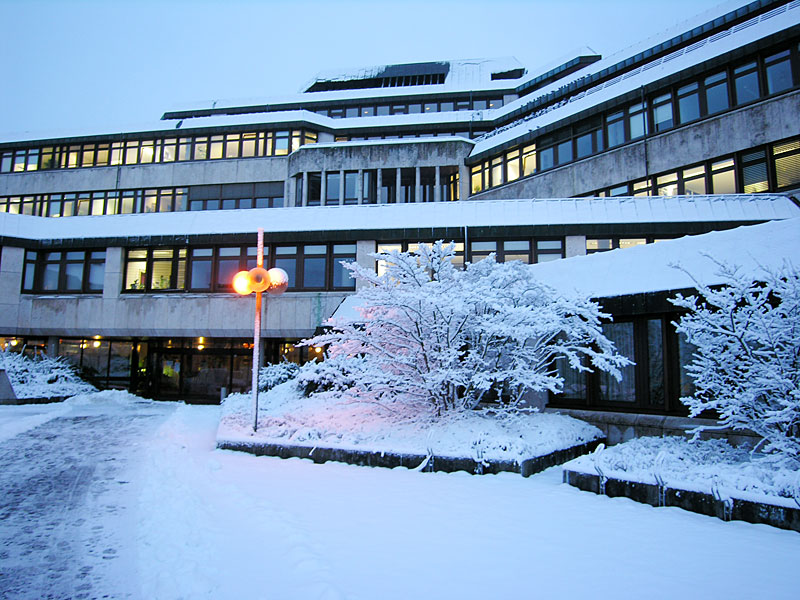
(521, 144, 536, 177)
(677, 82, 700, 124)
(274, 246, 297, 288)
(682, 165, 707, 195)
(362, 170, 377, 204)
(534, 239, 563, 263)
(652, 93, 673, 132)
(628, 102, 647, 140)
(332, 244, 356, 289)
(308, 173, 321, 206)
(125, 248, 186, 292)
(598, 322, 636, 403)
(189, 248, 213, 290)
(343, 171, 358, 205)
(711, 158, 736, 193)
(764, 50, 793, 95)
(741, 149, 769, 193)
(773, 139, 800, 189)
(733, 61, 760, 105)
(606, 110, 625, 148)
(325, 172, 340, 206)
(22, 250, 105, 293)
(302, 245, 327, 288)
(704, 71, 729, 115)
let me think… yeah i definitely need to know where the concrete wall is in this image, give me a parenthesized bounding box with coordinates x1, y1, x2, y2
(472, 90, 800, 200)
(0, 157, 289, 196)
(6, 291, 350, 339)
(287, 139, 473, 175)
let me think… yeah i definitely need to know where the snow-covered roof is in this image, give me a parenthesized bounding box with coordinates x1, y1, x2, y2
(302, 57, 524, 94)
(472, 1, 800, 156)
(529, 217, 800, 299)
(1, 195, 796, 242)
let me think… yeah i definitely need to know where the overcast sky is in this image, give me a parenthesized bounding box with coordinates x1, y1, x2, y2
(0, 0, 732, 139)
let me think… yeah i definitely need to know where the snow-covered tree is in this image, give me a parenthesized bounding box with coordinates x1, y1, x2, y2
(258, 360, 300, 392)
(299, 241, 629, 417)
(0, 348, 95, 399)
(671, 262, 800, 463)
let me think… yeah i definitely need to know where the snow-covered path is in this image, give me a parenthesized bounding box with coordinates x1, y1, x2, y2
(2, 398, 799, 599)
(0, 399, 175, 600)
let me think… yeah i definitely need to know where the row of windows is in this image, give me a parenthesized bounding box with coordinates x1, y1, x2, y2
(122, 244, 357, 293)
(299, 167, 460, 206)
(0, 130, 318, 174)
(551, 316, 696, 415)
(22, 250, 106, 293)
(582, 135, 800, 197)
(470, 41, 800, 194)
(0, 182, 285, 217)
(336, 130, 489, 143)
(20, 244, 357, 294)
(375, 238, 566, 274)
(319, 96, 505, 119)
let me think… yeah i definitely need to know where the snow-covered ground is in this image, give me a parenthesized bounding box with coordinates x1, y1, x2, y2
(218, 384, 601, 463)
(2, 394, 799, 599)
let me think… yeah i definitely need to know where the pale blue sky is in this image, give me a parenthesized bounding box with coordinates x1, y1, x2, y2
(0, 0, 731, 138)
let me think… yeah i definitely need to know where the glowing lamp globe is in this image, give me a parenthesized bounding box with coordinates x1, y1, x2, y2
(232, 271, 252, 295)
(247, 267, 271, 293)
(267, 268, 289, 295)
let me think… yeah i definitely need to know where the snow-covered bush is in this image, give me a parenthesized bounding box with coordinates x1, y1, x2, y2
(300, 241, 630, 417)
(0, 348, 95, 399)
(671, 262, 800, 463)
(258, 360, 300, 392)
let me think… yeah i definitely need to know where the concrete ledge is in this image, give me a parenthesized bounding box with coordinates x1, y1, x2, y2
(563, 469, 800, 532)
(217, 437, 605, 477)
(0, 395, 68, 405)
(545, 408, 760, 447)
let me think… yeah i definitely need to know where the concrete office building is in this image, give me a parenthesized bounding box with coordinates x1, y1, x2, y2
(1, 0, 799, 416)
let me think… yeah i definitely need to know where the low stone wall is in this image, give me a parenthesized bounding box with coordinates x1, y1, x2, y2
(564, 469, 800, 532)
(544, 408, 760, 447)
(216, 437, 605, 477)
(0, 395, 69, 406)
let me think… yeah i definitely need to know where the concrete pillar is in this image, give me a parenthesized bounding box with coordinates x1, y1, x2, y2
(458, 164, 470, 201)
(355, 240, 377, 291)
(285, 178, 294, 208)
(103, 247, 124, 299)
(0, 246, 24, 333)
(434, 166, 441, 202)
(357, 169, 363, 204)
(339, 169, 345, 206)
(396, 169, 402, 203)
(415, 167, 421, 203)
(376, 169, 383, 203)
(320, 170, 327, 205)
(565, 236, 587, 258)
(47, 337, 58, 356)
(302, 172, 309, 207)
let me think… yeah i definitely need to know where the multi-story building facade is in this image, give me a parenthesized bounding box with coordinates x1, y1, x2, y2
(1, 0, 798, 413)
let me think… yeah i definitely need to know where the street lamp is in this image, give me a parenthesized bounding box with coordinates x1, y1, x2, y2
(234, 227, 288, 432)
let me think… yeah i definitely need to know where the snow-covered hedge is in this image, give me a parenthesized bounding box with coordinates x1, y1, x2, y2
(566, 436, 800, 507)
(258, 361, 300, 392)
(0, 349, 95, 399)
(219, 381, 602, 463)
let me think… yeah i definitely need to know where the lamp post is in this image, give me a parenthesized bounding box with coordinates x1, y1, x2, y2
(233, 228, 288, 432)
